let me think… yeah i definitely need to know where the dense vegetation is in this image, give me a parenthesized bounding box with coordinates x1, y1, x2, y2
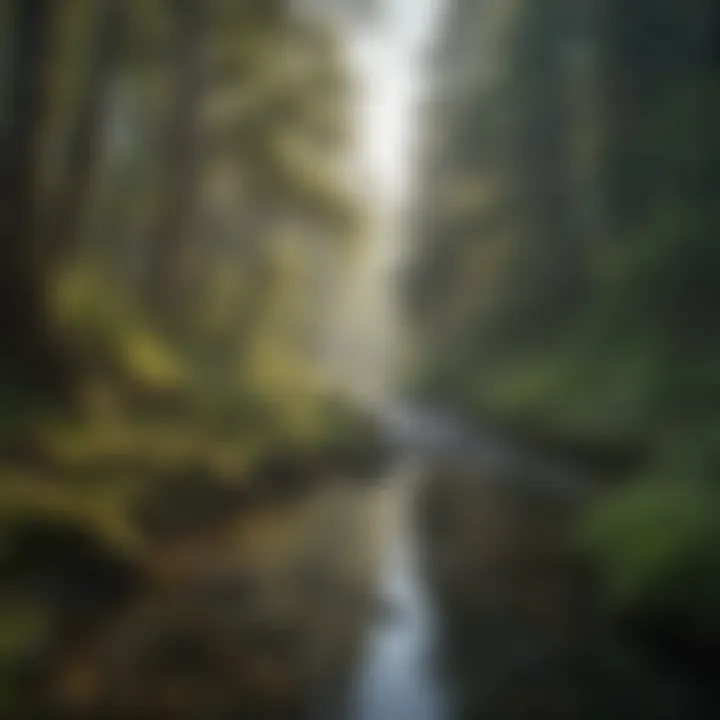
(409, 0, 720, 660)
(3, 0, 720, 715)
(0, 0, 379, 714)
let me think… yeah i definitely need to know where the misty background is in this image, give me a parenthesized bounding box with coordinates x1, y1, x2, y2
(1, 1, 719, 718)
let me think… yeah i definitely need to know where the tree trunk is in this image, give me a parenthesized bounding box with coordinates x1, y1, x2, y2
(0, 0, 62, 391)
(45, 0, 123, 267)
(144, 0, 202, 319)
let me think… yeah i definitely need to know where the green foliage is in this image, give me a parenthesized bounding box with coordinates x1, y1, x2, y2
(0, 1, 369, 711)
(410, 0, 720, 634)
(582, 481, 720, 616)
(0, 599, 51, 712)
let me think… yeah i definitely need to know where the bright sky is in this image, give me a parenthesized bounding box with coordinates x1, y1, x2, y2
(350, 0, 444, 207)
(342, 0, 446, 395)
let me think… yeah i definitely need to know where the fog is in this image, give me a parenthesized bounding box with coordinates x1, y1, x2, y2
(1, 1, 719, 718)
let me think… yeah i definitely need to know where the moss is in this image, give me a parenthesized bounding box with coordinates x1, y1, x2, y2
(581, 480, 720, 617)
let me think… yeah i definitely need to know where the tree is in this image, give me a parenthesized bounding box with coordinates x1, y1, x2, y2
(0, 0, 58, 390)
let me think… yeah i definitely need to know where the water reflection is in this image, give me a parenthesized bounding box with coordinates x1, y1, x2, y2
(415, 460, 700, 720)
(347, 458, 448, 720)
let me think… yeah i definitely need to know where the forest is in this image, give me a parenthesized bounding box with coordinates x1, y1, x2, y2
(0, 0, 382, 714)
(411, 0, 720, 654)
(1, 0, 719, 718)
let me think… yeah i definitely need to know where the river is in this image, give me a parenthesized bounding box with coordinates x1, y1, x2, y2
(346, 455, 450, 720)
(338, 401, 588, 720)
(338, 401, 690, 720)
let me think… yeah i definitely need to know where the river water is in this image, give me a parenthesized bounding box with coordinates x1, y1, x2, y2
(339, 401, 587, 720)
(338, 402, 693, 720)
(347, 456, 449, 720)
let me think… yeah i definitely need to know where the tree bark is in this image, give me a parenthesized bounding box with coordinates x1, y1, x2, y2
(144, 0, 202, 319)
(0, 0, 61, 390)
(46, 0, 123, 267)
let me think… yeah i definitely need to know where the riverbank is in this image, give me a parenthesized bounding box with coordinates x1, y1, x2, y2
(2, 472, 386, 718)
(416, 459, 713, 720)
(0, 397, 391, 717)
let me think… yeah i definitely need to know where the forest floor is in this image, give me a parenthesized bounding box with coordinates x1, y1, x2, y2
(0, 409, 387, 718)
